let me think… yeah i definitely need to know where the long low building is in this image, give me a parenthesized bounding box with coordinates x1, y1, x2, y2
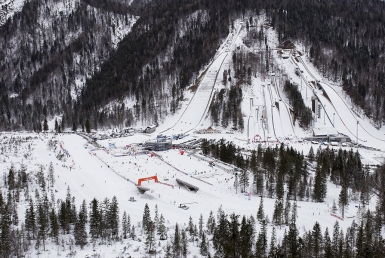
(305, 134, 351, 143)
(312, 127, 338, 137)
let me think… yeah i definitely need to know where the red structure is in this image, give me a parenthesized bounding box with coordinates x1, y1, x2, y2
(138, 176, 159, 186)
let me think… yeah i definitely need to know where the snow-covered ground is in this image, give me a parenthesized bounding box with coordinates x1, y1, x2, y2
(0, 131, 380, 257)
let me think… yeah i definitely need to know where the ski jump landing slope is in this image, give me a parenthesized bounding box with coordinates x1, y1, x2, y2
(296, 55, 385, 149)
(320, 82, 385, 148)
(162, 25, 242, 135)
(270, 76, 296, 138)
(168, 53, 228, 134)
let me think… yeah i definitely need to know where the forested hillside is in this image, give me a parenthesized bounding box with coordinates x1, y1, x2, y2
(0, 0, 137, 131)
(1, 0, 385, 131)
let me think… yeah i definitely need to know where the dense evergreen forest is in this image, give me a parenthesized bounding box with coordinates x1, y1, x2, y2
(1, 0, 385, 130)
(201, 140, 375, 206)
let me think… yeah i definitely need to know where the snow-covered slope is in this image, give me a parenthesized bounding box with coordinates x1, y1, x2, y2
(0, 0, 25, 26)
(161, 15, 385, 150)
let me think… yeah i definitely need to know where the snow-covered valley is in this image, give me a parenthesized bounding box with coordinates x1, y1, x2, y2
(1, 13, 385, 258)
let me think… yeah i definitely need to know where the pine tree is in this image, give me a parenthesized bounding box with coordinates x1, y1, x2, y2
(172, 223, 181, 257)
(122, 211, 128, 239)
(348, 220, 359, 256)
(64, 186, 75, 226)
(25, 198, 36, 240)
(142, 203, 151, 233)
(145, 221, 156, 253)
(43, 118, 48, 131)
(36, 165, 46, 190)
(85, 119, 91, 133)
(206, 210, 216, 235)
(313, 164, 327, 202)
(257, 196, 265, 223)
(181, 229, 188, 257)
(158, 214, 167, 240)
(287, 219, 299, 258)
(59, 201, 69, 234)
(37, 202, 48, 251)
(284, 197, 291, 225)
(360, 165, 370, 205)
(355, 221, 364, 257)
(54, 119, 59, 132)
(70, 196, 77, 224)
(255, 218, 267, 257)
(0, 204, 12, 257)
(291, 201, 298, 224)
(200, 232, 209, 256)
(324, 227, 333, 258)
(233, 173, 239, 193)
(268, 227, 277, 258)
(35, 235, 41, 254)
(100, 197, 109, 240)
(108, 196, 119, 238)
(74, 200, 88, 248)
(239, 216, 254, 258)
(338, 229, 345, 257)
(254, 169, 264, 197)
(199, 214, 204, 238)
(229, 213, 240, 257)
(363, 210, 373, 257)
(250, 150, 257, 173)
(89, 198, 101, 239)
(212, 208, 230, 257)
(312, 222, 323, 258)
(332, 221, 340, 257)
(188, 216, 195, 238)
(9, 192, 19, 226)
(126, 213, 131, 234)
(272, 198, 283, 226)
(276, 174, 285, 200)
(7, 165, 15, 190)
(154, 204, 159, 233)
(49, 208, 59, 244)
(47, 162, 55, 188)
(339, 184, 349, 218)
(308, 146, 315, 162)
(239, 169, 249, 193)
(130, 225, 136, 240)
(164, 243, 172, 258)
(332, 199, 338, 214)
(61, 116, 65, 131)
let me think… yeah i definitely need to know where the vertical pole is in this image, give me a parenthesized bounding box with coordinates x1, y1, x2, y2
(247, 117, 250, 142)
(306, 76, 308, 99)
(324, 105, 326, 125)
(333, 113, 335, 127)
(356, 121, 359, 144)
